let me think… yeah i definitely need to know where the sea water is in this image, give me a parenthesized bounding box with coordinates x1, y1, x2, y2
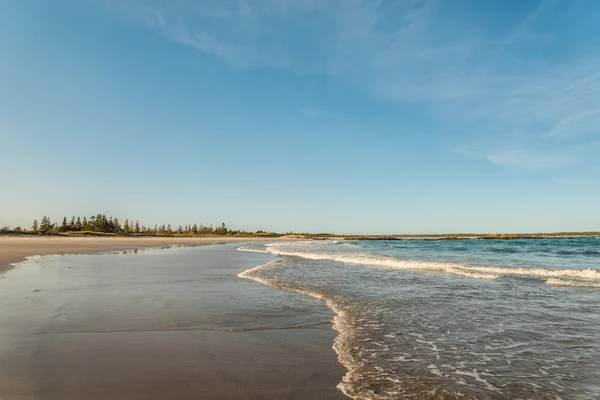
(238, 239, 600, 399)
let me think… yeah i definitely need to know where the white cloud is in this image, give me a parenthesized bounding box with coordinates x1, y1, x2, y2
(486, 150, 571, 169)
(111, 0, 600, 170)
(136, 1, 600, 118)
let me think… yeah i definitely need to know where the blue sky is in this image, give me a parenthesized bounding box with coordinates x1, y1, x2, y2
(1, 0, 599, 234)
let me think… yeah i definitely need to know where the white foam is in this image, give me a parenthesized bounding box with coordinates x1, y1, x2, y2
(452, 369, 502, 393)
(236, 246, 268, 253)
(428, 364, 443, 377)
(545, 278, 600, 288)
(237, 260, 281, 278)
(260, 247, 600, 284)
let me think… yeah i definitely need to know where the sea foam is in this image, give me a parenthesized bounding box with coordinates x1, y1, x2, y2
(259, 244, 600, 284)
(545, 278, 600, 288)
(236, 240, 600, 398)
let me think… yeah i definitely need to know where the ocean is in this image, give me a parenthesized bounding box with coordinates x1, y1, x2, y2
(238, 238, 600, 399)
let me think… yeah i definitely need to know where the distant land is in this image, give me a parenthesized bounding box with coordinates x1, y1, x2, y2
(0, 213, 597, 241)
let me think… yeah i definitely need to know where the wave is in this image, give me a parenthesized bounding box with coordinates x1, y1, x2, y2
(237, 246, 600, 398)
(583, 250, 600, 256)
(261, 247, 600, 284)
(238, 261, 361, 399)
(555, 250, 600, 256)
(545, 278, 600, 288)
(236, 246, 268, 253)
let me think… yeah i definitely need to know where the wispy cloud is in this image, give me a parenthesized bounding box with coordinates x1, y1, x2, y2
(115, 0, 600, 170)
(486, 150, 571, 169)
(544, 108, 600, 138)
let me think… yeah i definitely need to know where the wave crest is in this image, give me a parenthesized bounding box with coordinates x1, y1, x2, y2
(262, 247, 600, 284)
(545, 278, 600, 288)
(236, 246, 268, 253)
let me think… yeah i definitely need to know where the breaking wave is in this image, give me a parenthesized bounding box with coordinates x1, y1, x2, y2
(237, 238, 600, 399)
(236, 246, 268, 253)
(545, 278, 600, 288)
(261, 245, 600, 284)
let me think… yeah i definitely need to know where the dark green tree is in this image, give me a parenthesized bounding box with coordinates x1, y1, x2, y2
(215, 222, 228, 235)
(61, 217, 68, 232)
(39, 217, 53, 234)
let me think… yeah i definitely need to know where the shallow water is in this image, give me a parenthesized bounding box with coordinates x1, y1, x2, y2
(238, 239, 600, 399)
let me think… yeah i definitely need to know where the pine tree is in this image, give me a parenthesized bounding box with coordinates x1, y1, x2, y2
(76, 217, 83, 231)
(123, 219, 130, 234)
(32, 219, 39, 231)
(69, 216, 76, 231)
(135, 221, 140, 234)
(61, 217, 68, 232)
(94, 214, 103, 232)
(40, 217, 52, 234)
(215, 222, 228, 235)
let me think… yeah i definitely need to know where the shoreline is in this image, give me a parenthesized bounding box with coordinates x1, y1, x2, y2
(0, 235, 292, 274)
(238, 261, 356, 399)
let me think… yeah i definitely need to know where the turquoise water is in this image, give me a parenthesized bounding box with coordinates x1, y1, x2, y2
(238, 238, 600, 399)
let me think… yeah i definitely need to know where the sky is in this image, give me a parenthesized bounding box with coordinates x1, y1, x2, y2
(1, 0, 599, 234)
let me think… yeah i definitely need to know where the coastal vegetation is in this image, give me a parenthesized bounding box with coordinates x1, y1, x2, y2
(0, 214, 276, 237)
(0, 217, 598, 239)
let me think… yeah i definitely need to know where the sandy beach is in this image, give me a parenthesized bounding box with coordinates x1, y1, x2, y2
(0, 238, 346, 399)
(0, 235, 285, 273)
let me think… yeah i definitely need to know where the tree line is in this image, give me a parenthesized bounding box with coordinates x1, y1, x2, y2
(12, 214, 253, 236)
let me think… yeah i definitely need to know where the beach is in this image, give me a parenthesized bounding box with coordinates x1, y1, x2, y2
(3, 236, 598, 399)
(0, 238, 347, 399)
(0, 235, 289, 273)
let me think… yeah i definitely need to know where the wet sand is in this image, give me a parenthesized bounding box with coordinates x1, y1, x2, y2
(0, 235, 283, 273)
(0, 243, 347, 399)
